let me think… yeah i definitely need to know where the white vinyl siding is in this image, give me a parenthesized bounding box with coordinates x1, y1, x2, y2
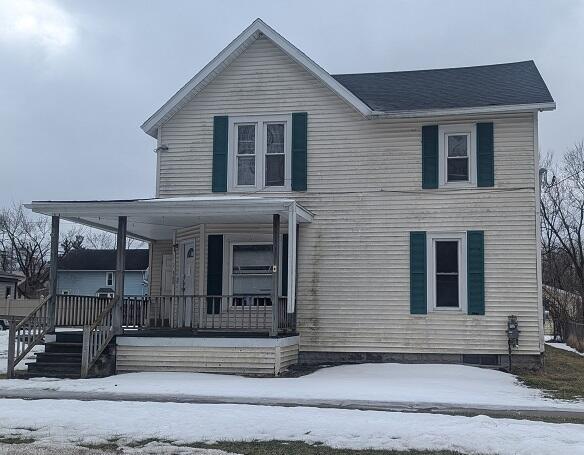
(154, 36, 540, 356)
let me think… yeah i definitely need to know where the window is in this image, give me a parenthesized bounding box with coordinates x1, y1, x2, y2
(427, 233, 467, 311)
(106, 272, 114, 287)
(61, 290, 70, 296)
(229, 115, 291, 191)
(231, 243, 273, 307)
(439, 124, 476, 187)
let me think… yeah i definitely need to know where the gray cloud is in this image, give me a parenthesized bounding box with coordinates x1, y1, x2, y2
(1, 0, 582, 207)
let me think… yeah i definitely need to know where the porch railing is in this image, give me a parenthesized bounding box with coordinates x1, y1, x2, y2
(81, 296, 117, 378)
(56, 295, 112, 327)
(124, 294, 295, 334)
(6, 295, 50, 378)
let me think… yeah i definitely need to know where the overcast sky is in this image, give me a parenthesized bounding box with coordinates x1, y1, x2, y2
(1, 0, 583, 209)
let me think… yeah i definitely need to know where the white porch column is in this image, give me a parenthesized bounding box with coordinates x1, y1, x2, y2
(271, 214, 281, 337)
(287, 203, 297, 313)
(113, 216, 127, 335)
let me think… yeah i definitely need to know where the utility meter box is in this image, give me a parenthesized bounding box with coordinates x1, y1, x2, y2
(507, 315, 520, 348)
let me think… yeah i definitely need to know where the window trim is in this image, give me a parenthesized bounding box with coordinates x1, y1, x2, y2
(427, 232, 467, 313)
(228, 114, 292, 192)
(438, 124, 477, 188)
(105, 271, 114, 287)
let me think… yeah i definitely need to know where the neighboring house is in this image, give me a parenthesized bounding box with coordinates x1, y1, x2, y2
(0, 271, 20, 299)
(58, 249, 149, 297)
(23, 19, 555, 377)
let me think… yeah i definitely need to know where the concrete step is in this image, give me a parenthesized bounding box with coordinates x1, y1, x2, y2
(44, 342, 82, 354)
(35, 352, 82, 363)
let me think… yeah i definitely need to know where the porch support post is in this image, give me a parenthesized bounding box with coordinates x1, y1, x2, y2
(113, 216, 127, 335)
(48, 215, 59, 332)
(271, 214, 280, 337)
(287, 203, 297, 313)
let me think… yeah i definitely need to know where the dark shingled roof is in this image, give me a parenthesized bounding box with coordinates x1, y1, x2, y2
(331, 61, 554, 113)
(58, 249, 149, 271)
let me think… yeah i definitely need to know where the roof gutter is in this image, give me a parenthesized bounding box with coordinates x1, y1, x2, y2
(367, 102, 556, 119)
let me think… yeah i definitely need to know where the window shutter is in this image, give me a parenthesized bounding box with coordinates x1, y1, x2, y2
(410, 231, 427, 314)
(206, 235, 223, 314)
(477, 123, 494, 187)
(467, 231, 485, 315)
(292, 112, 308, 191)
(212, 116, 228, 192)
(281, 234, 288, 296)
(422, 125, 439, 189)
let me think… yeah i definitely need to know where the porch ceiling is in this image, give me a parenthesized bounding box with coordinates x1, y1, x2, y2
(25, 196, 313, 242)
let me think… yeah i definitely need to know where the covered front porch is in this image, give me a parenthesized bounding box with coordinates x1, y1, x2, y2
(7, 196, 312, 378)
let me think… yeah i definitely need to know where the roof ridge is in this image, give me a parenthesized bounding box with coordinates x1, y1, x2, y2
(332, 60, 535, 78)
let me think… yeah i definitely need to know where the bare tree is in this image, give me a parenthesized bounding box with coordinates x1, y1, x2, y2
(67, 226, 146, 250)
(540, 143, 584, 322)
(0, 204, 51, 297)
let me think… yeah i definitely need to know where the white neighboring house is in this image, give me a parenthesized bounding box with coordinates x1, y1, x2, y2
(21, 19, 555, 377)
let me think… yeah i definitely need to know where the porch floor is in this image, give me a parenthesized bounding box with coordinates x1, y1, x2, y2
(120, 328, 298, 338)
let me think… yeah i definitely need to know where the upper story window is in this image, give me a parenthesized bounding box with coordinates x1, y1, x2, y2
(106, 271, 114, 287)
(438, 124, 476, 187)
(229, 115, 291, 191)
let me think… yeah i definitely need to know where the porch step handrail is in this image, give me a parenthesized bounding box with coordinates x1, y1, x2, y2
(6, 295, 51, 378)
(81, 296, 118, 378)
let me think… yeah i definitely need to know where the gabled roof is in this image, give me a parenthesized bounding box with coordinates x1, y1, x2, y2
(141, 19, 372, 138)
(141, 19, 555, 138)
(332, 61, 555, 116)
(58, 249, 149, 271)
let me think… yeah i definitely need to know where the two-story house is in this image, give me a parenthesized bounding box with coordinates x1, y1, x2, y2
(16, 19, 555, 378)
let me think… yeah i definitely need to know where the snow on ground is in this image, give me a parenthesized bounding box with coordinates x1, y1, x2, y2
(546, 341, 584, 357)
(0, 330, 43, 374)
(0, 399, 583, 455)
(2, 362, 583, 411)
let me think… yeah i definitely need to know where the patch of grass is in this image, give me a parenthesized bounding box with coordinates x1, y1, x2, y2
(77, 441, 120, 452)
(126, 437, 174, 448)
(516, 344, 584, 400)
(0, 436, 35, 444)
(187, 440, 472, 455)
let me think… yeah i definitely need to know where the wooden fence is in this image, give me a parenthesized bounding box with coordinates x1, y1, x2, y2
(0, 297, 42, 320)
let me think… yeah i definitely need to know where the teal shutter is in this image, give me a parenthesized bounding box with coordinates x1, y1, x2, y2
(410, 231, 427, 314)
(212, 116, 228, 192)
(477, 123, 494, 187)
(422, 125, 439, 189)
(291, 112, 308, 191)
(206, 235, 223, 314)
(467, 231, 485, 315)
(281, 234, 288, 296)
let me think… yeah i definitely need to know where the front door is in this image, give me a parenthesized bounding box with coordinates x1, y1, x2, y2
(180, 240, 196, 325)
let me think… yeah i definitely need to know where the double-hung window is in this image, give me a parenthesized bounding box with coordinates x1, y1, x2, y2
(427, 232, 467, 312)
(229, 115, 291, 191)
(106, 272, 114, 287)
(438, 124, 476, 187)
(231, 243, 273, 307)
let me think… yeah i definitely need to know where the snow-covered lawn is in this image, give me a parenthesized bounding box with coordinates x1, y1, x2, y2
(2, 362, 583, 412)
(0, 330, 43, 374)
(546, 340, 584, 357)
(0, 399, 583, 455)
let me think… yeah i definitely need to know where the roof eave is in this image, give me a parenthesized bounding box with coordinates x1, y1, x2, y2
(368, 102, 556, 119)
(141, 19, 372, 139)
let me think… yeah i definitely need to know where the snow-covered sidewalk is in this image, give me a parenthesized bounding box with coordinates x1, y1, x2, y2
(0, 399, 583, 455)
(1, 362, 583, 414)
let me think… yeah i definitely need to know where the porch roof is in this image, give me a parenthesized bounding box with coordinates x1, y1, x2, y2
(26, 196, 313, 242)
